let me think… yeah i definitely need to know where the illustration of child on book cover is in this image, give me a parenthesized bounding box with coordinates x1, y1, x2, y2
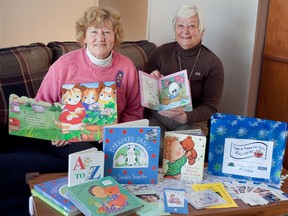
(89, 184, 129, 214)
(8, 81, 117, 142)
(162, 131, 206, 181)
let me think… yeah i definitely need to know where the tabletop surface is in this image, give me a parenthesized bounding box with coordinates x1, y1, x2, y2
(29, 169, 288, 216)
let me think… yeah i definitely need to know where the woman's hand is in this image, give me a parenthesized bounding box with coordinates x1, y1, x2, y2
(150, 70, 163, 79)
(158, 107, 187, 124)
(51, 140, 71, 147)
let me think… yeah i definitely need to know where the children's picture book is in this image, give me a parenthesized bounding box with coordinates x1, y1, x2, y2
(192, 182, 238, 208)
(163, 188, 188, 214)
(134, 196, 169, 216)
(66, 176, 142, 216)
(103, 121, 161, 184)
(68, 147, 104, 187)
(162, 130, 206, 181)
(184, 189, 226, 210)
(33, 176, 80, 216)
(8, 81, 117, 142)
(31, 189, 80, 216)
(138, 70, 192, 111)
(208, 113, 288, 185)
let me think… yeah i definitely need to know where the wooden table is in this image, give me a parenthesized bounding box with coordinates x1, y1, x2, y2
(29, 170, 288, 216)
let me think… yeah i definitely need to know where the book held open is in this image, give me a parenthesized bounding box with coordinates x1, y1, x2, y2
(138, 70, 192, 111)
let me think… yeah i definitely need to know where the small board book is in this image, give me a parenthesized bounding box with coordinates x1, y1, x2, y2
(8, 81, 117, 142)
(138, 70, 192, 111)
(208, 113, 288, 185)
(162, 130, 206, 181)
(163, 188, 188, 214)
(66, 176, 142, 216)
(192, 182, 238, 208)
(103, 121, 161, 184)
(68, 147, 104, 187)
(184, 190, 226, 210)
(33, 176, 80, 215)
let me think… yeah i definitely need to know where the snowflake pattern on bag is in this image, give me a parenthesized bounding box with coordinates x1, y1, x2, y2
(208, 113, 288, 185)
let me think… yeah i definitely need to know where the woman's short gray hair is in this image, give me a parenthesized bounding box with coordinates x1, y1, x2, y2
(172, 4, 206, 34)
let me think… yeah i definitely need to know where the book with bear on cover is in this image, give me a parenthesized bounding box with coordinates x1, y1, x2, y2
(33, 176, 81, 216)
(138, 69, 192, 111)
(8, 81, 117, 142)
(162, 130, 206, 182)
(66, 176, 142, 216)
(103, 120, 161, 184)
(68, 147, 105, 187)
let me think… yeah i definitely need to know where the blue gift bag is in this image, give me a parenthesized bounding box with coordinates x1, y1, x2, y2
(208, 113, 288, 185)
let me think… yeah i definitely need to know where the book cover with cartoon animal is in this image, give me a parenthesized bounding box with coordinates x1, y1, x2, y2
(68, 147, 104, 187)
(8, 81, 117, 142)
(138, 69, 192, 111)
(66, 176, 142, 216)
(162, 130, 206, 182)
(103, 122, 161, 184)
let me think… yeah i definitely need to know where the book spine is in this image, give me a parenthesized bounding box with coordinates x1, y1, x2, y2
(31, 189, 68, 216)
(34, 185, 71, 213)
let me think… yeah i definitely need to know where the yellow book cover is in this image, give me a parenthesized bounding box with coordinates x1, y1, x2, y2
(192, 182, 238, 208)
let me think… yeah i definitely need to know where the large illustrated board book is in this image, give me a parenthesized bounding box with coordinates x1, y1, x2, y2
(8, 81, 117, 142)
(33, 176, 81, 216)
(208, 113, 288, 185)
(138, 69, 192, 111)
(66, 175, 142, 216)
(68, 147, 105, 187)
(103, 120, 161, 184)
(162, 130, 206, 182)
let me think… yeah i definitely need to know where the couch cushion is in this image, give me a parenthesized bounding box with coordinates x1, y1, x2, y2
(47, 41, 82, 63)
(0, 43, 52, 128)
(117, 40, 157, 71)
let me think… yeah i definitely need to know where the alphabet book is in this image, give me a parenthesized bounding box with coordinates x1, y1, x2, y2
(68, 147, 104, 187)
(138, 70, 192, 111)
(8, 81, 117, 142)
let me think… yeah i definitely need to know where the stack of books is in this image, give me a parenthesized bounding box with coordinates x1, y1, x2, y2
(30, 120, 163, 215)
(32, 176, 81, 216)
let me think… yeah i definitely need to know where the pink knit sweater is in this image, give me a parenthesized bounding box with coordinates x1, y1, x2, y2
(35, 48, 143, 123)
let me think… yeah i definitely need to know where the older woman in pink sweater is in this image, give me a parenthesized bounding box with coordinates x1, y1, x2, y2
(35, 6, 143, 152)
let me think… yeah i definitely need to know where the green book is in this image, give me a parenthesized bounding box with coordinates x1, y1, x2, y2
(67, 176, 142, 216)
(31, 189, 69, 216)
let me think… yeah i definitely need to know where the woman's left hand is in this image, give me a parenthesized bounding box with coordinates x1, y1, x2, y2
(158, 107, 187, 124)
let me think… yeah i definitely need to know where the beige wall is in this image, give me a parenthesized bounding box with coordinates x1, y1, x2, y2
(0, 0, 98, 48)
(99, 0, 148, 41)
(0, 0, 148, 48)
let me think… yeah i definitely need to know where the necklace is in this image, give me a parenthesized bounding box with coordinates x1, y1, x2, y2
(177, 46, 202, 79)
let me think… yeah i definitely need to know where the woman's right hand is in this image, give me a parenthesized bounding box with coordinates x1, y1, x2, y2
(51, 140, 71, 147)
(150, 70, 163, 79)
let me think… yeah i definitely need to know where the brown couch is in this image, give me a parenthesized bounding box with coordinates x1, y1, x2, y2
(0, 40, 157, 215)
